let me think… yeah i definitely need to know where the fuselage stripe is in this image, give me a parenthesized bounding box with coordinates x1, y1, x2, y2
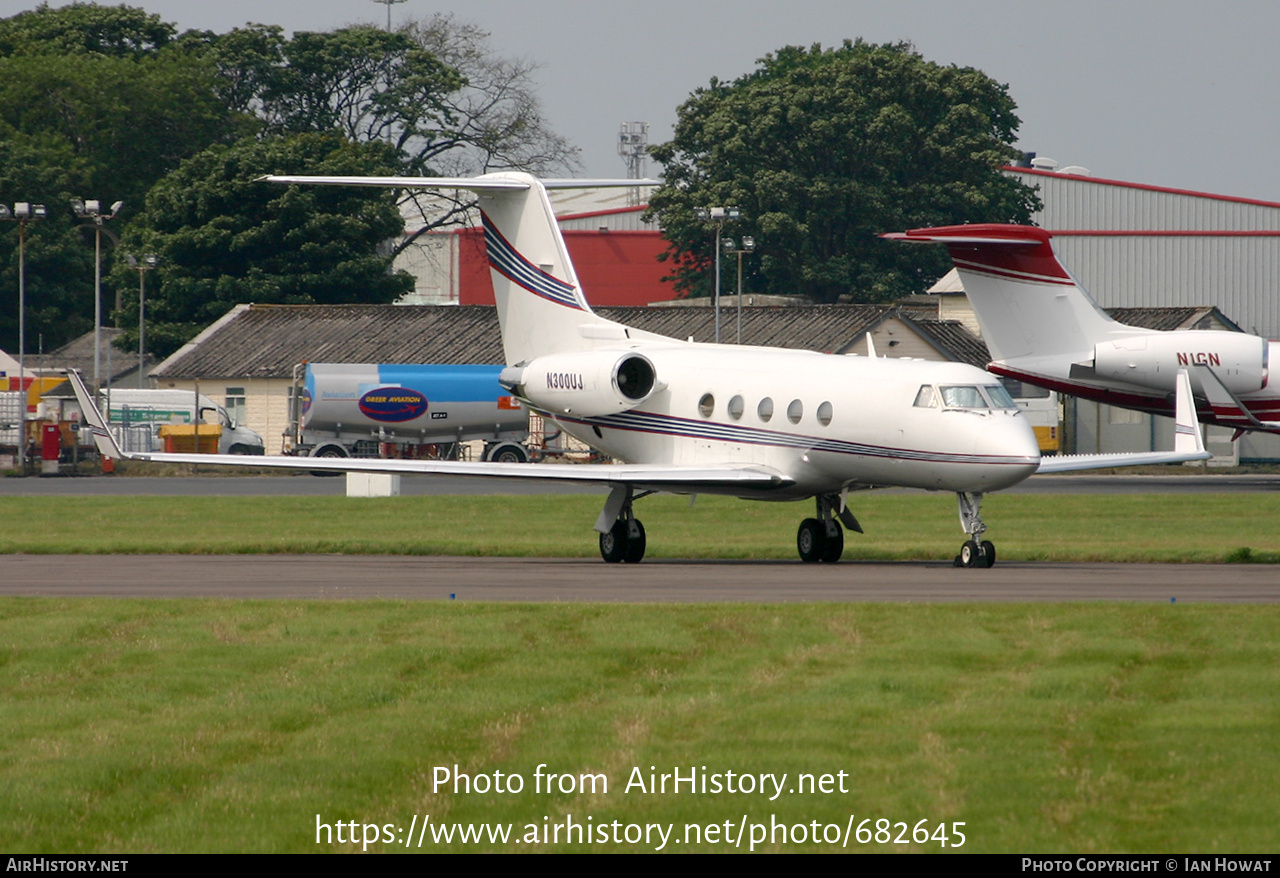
(953, 259, 1077, 287)
(554, 408, 1039, 467)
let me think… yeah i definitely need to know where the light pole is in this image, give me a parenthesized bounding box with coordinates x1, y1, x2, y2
(369, 0, 406, 30)
(70, 198, 123, 391)
(723, 235, 756, 344)
(126, 254, 158, 388)
(694, 206, 738, 343)
(0, 202, 47, 472)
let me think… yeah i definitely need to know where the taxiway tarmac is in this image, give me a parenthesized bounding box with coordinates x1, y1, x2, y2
(2, 555, 1277, 602)
(4, 474, 1277, 602)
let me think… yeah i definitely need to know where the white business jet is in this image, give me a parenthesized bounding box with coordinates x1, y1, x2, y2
(69, 175, 1210, 568)
(886, 223, 1280, 436)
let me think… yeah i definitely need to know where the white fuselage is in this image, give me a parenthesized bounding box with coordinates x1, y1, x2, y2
(537, 341, 1042, 499)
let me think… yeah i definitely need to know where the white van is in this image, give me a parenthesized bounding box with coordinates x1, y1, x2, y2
(102, 389, 265, 455)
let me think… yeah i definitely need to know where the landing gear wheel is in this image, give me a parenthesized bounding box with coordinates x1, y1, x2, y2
(797, 518, 825, 563)
(600, 520, 630, 563)
(623, 519, 646, 563)
(820, 520, 844, 563)
(959, 539, 997, 568)
(980, 540, 996, 568)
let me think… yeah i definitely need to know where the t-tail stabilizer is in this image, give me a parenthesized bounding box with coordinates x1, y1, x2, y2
(883, 224, 1134, 364)
(259, 173, 666, 366)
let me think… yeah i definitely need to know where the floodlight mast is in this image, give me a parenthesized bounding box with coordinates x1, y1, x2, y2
(71, 198, 123, 392)
(695, 206, 739, 343)
(1, 201, 47, 472)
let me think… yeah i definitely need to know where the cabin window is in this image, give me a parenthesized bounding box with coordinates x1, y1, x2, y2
(816, 401, 833, 426)
(981, 384, 1017, 409)
(225, 387, 246, 425)
(940, 385, 987, 409)
(913, 385, 938, 408)
(727, 394, 745, 420)
(787, 399, 803, 424)
(757, 397, 774, 422)
(698, 393, 715, 418)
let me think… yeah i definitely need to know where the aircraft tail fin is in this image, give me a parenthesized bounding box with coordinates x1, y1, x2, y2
(262, 174, 660, 365)
(884, 224, 1128, 363)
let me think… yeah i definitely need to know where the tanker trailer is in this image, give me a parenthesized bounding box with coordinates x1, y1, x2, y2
(289, 363, 530, 462)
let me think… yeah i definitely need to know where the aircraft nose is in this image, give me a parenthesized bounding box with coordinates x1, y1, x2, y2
(993, 413, 1042, 489)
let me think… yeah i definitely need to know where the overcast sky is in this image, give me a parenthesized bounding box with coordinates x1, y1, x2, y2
(6, 0, 1279, 202)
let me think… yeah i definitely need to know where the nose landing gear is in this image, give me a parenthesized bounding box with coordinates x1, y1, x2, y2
(954, 491, 996, 568)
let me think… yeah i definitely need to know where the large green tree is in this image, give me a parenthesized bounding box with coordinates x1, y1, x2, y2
(648, 40, 1040, 303)
(109, 133, 415, 358)
(188, 16, 579, 250)
(0, 1, 175, 57)
(0, 135, 97, 357)
(0, 4, 576, 357)
(0, 4, 248, 352)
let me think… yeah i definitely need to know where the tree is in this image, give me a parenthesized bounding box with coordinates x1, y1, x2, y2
(191, 16, 579, 249)
(0, 4, 252, 353)
(0, 5, 578, 355)
(402, 14, 579, 178)
(647, 40, 1040, 303)
(109, 133, 415, 359)
(0, 134, 98, 354)
(0, 2, 175, 58)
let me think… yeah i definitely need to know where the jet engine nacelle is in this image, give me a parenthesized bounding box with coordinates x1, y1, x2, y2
(500, 350, 661, 416)
(1094, 331, 1268, 394)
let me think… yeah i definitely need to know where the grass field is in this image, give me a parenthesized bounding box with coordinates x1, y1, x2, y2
(1, 599, 1277, 853)
(2, 492, 1280, 561)
(1, 492, 1278, 853)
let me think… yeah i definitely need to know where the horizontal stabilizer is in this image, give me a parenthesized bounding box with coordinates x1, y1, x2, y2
(885, 223, 1120, 363)
(258, 175, 659, 191)
(1037, 368, 1211, 473)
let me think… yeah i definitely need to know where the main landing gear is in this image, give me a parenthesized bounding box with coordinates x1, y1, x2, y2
(797, 494, 862, 563)
(954, 491, 996, 568)
(596, 485, 647, 563)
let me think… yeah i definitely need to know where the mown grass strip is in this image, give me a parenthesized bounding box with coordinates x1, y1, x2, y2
(1, 493, 1279, 562)
(0, 599, 1276, 852)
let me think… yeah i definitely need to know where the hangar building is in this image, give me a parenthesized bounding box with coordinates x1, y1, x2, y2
(951, 164, 1280, 462)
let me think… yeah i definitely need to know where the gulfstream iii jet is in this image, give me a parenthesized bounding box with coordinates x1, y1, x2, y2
(886, 223, 1280, 436)
(69, 174, 1209, 568)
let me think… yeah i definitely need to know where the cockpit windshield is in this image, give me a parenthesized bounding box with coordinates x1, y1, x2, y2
(918, 384, 1020, 410)
(939, 385, 987, 409)
(982, 384, 1017, 409)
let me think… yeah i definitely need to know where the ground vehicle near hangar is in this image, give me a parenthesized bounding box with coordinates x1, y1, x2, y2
(103, 389, 265, 455)
(288, 362, 531, 462)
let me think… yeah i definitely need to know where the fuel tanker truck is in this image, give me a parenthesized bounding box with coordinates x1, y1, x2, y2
(288, 363, 532, 462)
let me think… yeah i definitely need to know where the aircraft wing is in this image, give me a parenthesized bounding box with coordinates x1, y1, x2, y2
(1035, 368, 1212, 473)
(65, 371, 793, 493)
